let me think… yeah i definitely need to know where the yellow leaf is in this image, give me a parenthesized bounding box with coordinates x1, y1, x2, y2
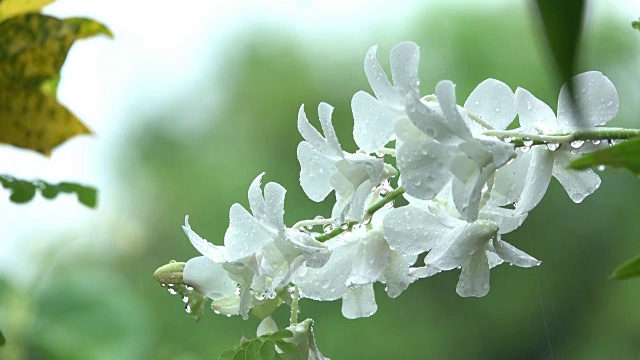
(0, 87, 91, 155)
(0, 13, 113, 87)
(0, 0, 55, 21)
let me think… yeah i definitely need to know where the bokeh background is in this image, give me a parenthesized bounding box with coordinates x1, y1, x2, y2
(2, 0, 640, 359)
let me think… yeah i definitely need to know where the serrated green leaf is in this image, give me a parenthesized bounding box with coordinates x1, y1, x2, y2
(0, 329, 5, 346)
(274, 340, 300, 360)
(611, 253, 640, 280)
(265, 330, 294, 341)
(218, 349, 236, 360)
(535, 0, 585, 93)
(570, 137, 640, 175)
(0, 0, 54, 21)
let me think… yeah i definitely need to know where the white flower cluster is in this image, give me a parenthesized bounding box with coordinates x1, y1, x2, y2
(181, 41, 619, 321)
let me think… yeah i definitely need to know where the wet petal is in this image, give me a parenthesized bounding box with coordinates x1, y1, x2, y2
(224, 203, 273, 261)
(364, 45, 402, 106)
(183, 256, 237, 300)
(552, 151, 601, 203)
(557, 71, 618, 129)
(479, 206, 527, 234)
(515, 87, 558, 132)
(456, 249, 490, 297)
(297, 105, 342, 158)
(492, 237, 541, 267)
(247, 173, 267, 223)
(223, 256, 259, 319)
(383, 206, 449, 255)
(515, 146, 554, 214)
(451, 162, 497, 222)
(491, 150, 532, 206)
(397, 139, 452, 200)
(257, 316, 279, 337)
(381, 250, 415, 298)
(435, 80, 473, 139)
(409, 265, 441, 279)
(317, 102, 342, 154)
(424, 220, 498, 270)
(464, 78, 516, 130)
(352, 90, 400, 153)
(346, 229, 389, 286)
(297, 141, 336, 202)
(286, 229, 331, 268)
(390, 41, 420, 96)
(264, 182, 286, 230)
(341, 284, 377, 319)
(183, 216, 228, 262)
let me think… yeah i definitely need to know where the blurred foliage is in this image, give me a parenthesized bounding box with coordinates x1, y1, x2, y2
(3, 2, 640, 360)
(611, 253, 640, 280)
(571, 136, 640, 175)
(0, 0, 54, 21)
(0, 174, 97, 207)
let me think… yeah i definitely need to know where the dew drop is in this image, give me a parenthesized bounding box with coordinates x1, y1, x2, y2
(503, 136, 512, 143)
(570, 149, 578, 155)
(167, 287, 178, 295)
(314, 215, 325, 221)
(570, 140, 585, 149)
(375, 151, 385, 158)
(597, 164, 605, 171)
(522, 138, 534, 147)
(323, 224, 334, 233)
(340, 223, 350, 230)
(606, 100, 614, 107)
(214, 309, 221, 315)
(185, 304, 191, 313)
(526, 102, 532, 110)
(182, 296, 189, 303)
(305, 224, 313, 230)
(521, 146, 531, 153)
(591, 140, 601, 145)
(362, 218, 372, 225)
(385, 201, 395, 208)
(546, 143, 560, 151)
(185, 285, 194, 291)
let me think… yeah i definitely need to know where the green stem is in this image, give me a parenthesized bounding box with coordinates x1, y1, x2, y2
(290, 286, 299, 326)
(482, 128, 640, 147)
(314, 187, 406, 242)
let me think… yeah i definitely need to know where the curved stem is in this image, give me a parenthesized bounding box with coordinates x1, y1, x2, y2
(292, 217, 335, 230)
(482, 128, 640, 146)
(314, 187, 406, 242)
(290, 285, 299, 326)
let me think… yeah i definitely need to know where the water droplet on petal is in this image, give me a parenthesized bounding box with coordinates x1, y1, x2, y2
(314, 215, 325, 221)
(570, 140, 585, 149)
(546, 143, 560, 151)
(306, 224, 313, 230)
(591, 140, 601, 145)
(503, 137, 512, 143)
(606, 100, 614, 107)
(323, 224, 334, 233)
(340, 223, 350, 230)
(522, 138, 533, 147)
(521, 146, 531, 153)
(385, 201, 395, 208)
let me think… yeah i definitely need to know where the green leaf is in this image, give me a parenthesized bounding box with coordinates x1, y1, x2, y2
(0, 329, 5, 346)
(633, 18, 640, 30)
(274, 340, 300, 360)
(611, 253, 640, 280)
(0, 0, 54, 21)
(259, 341, 277, 360)
(0, 13, 112, 155)
(218, 349, 236, 360)
(163, 283, 207, 322)
(535, 0, 585, 91)
(569, 137, 640, 175)
(245, 340, 263, 360)
(264, 330, 294, 341)
(0, 174, 98, 208)
(251, 295, 285, 320)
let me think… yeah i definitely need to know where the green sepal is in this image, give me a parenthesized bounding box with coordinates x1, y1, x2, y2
(611, 253, 640, 280)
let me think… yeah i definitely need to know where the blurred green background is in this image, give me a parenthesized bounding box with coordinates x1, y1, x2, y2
(2, 1, 640, 359)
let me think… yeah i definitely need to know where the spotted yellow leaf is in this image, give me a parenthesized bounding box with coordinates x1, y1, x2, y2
(0, 87, 91, 155)
(0, 0, 54, 21)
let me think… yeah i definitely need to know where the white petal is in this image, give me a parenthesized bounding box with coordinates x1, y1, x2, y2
(352, 91, 400, 153)
(451, 162, 497, 222)
(552, 151, 601, 203)
(405, 93, 458, 143)
(364, 45, 402, 106)
(383, 206, 449, 255)
(224, 203, 273, 261)
(223, 256, 258, 320)
(294, 241, 357, 301)
(297, 105, 342, 158)
(492, 238, 541, 267)
(479, 206, 528, 234)
(183, 216, 228, 262)
(264, 182, 286, 230)
(435, 80, 472, 140)
(557, 71, 619, 129)
(286, 229, 331, 269)
(397, 139, 452, 200)
(297, 141, 336, 202)
(381, 250, 415, 298)
(515, 87, 558, 132)
(183, 256, 237, 300)
(341, 284, 378, 319)
(390, 41, 420, 96)
(424, 220, 498, 270)
(456, 249, 490, 297)
(409, 265, 441, 279)
(247, 173, 267, 223)
(464, 78, 516, 130)
(343, 152, 385, 183)
(491, 150, 532, 206)
(346, 229, 389, 286)
(515, 146, 554, 214)
(317, 102, 342, 154)
(257, 316, 279, 337)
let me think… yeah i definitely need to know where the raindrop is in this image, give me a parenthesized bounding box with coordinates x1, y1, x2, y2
(352, 224, 362, 231)
(226, 314, 232, 318)
(323, 224, 334, 233)
(570, 140, 585, 149)
(526, 102, 532, 110)
(185, 285, 194, 291)
(606, 100, 614, 107)
(182, 296, 189, 303)
(214, 310, 221, 315)
(185, 304, 192, 313)
(314, 215, 325, 221)
(160, 283, 167, 287)
(521, 146, 530, 153)
(340, 223, 350, 230)
(591, 140, 601, 145)
(503, 137, 512, 143)
(385, 201, 395, 208)
(474, 100, 480, 106)
(235, 286, 241, 295)
(306, 224, 313, 230)
(167, 287, 178, 295)
(522, 138, 533, 147)
(597, 165, 606, 171)
(375, 151, 385, 158)
(570, 149, 578, 155)
(546, 143, 560, 151)
(362, 218, 372, 225)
